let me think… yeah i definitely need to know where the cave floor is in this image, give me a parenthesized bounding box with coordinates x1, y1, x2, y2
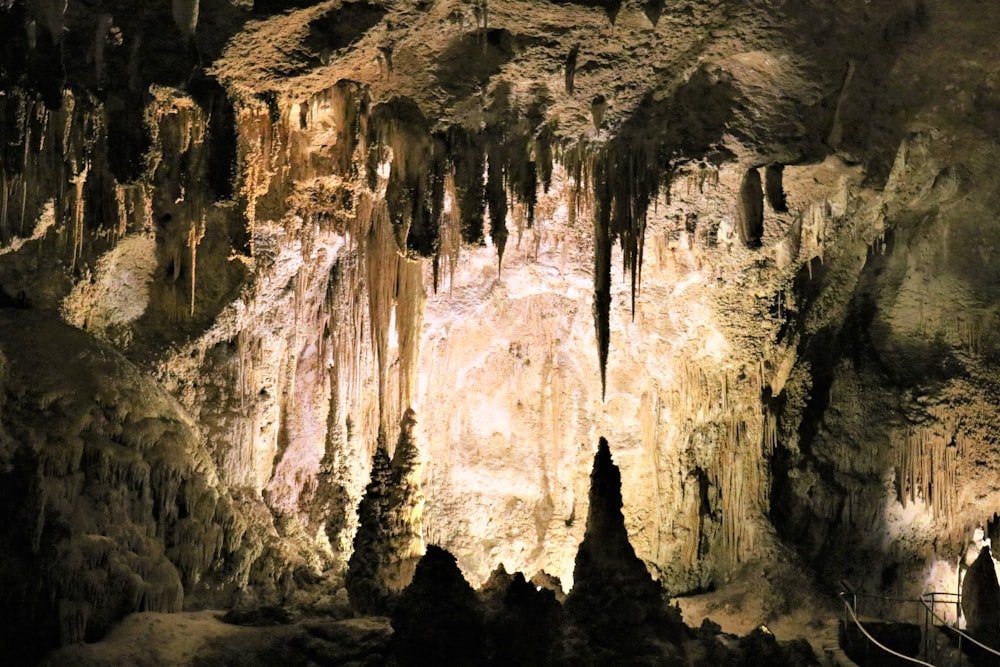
(43, 555, 852, 666)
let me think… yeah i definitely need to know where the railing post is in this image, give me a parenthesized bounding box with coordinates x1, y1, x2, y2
(923, 599, 929, 660)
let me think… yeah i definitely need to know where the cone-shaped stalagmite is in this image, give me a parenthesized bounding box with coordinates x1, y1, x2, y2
(346, 446, 395, 614)
(565, 437, 682, 653)
(345, 411, 424, 615)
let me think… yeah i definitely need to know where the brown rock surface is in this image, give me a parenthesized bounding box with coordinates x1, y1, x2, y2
(3, 0, 1000, 662)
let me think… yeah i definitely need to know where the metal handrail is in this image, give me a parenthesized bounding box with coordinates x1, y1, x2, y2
(920, 591, 1000, 658)
(839, 589, 935, 666)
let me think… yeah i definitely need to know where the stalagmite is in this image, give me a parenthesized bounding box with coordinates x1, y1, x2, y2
(346, 411, 424, 614)
(565, 437, 679, 652)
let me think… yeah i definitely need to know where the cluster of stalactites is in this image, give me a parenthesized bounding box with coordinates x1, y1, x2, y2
(292, 83, 802, 411)
(559, 140, 665, 399)
(895, 423, 964, 524)
(280, 86, 557, 441)
(361, 89, 555, 281)
(289, 83, 677, 400)
(0, 90, 98, 269)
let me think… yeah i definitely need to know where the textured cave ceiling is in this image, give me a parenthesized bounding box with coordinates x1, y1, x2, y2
(3, 0, 1000, 663)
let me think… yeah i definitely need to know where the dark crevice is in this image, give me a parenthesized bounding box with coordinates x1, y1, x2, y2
(435, 29, 516, 101)
(188, 76, 238, 201)
(304, 2, 389, 59)
(765, 164, 787, 213)
(105, 92, 151, 184)
(737, 168, 764, 248)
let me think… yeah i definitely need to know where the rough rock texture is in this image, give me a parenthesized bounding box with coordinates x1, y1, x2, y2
(0, 311, 285, 665)
(2, 0, 1000, 661)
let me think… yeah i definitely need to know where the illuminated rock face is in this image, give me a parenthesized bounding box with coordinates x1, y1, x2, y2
(3, 0, 1000, 658)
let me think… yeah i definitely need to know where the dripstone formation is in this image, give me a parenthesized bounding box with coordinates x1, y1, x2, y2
(3, 0, 1000, 664)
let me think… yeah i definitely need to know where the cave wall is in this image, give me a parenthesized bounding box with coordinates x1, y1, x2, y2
(2, 0, 1000, 656)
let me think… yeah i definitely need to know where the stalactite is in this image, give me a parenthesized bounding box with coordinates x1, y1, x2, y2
(710, 414, 767, 564)
(640, 390, 664, 557)
(446, 127, 487, 246)
(895, 424, 959, 523)
(565, 44, 580, 95)
(956, 311, 985, 355)
(486, 144, 508, 272)
(643, 0, 665, 26)
(366, 100, 439, 257)
(364, 197, 399, 443)
(172, 0, 199, 43)
(592, 151, 612, 400)
(93, 14, 113, 85)
(69, 163, 88, 270)
(236, 102, 284, 256)
(590, 95, 607, 131)
(187, 215, 205, 317)
(395, 257, 425, 415)
(438, 172, 462, 292)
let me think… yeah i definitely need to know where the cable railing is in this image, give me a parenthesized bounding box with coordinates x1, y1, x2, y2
(837, 581, 1000, 666)
(920, 591, 1000, 664)
(839, 581, 934, 666)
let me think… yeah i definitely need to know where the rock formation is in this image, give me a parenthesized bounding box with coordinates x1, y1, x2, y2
(2, 0, 1000, 662)
(961, 547, 1000, 645)
(390, 544, 485, 667)
(346, 409, 424, 614)
(0, 311, 283, 665)
(565, 436, 684, 656)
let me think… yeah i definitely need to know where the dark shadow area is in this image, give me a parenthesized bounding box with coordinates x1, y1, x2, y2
(105, 92, 152, 184)
(840, 621, 922, 666)
(766, 164, 788, 213)
(548, 0, 623, 24)
(782, 0, 929, 183)
(435, 29, 516, 101)
(737, 168, 764, 248)
(188, 76, 239, 201)
(304, 2, 389, 56)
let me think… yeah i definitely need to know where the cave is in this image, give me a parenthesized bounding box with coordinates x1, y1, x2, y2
(3, 0, 1000, 665)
